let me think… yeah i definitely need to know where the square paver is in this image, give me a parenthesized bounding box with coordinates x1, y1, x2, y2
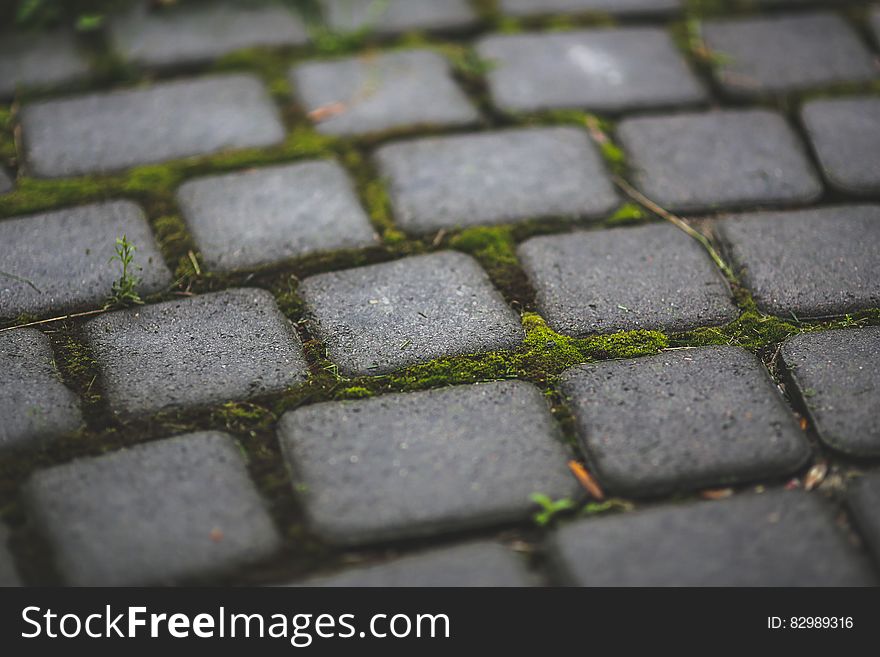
(292, 50, 479, 136)
(715, 205, 880, 317)
(0, 29, 91, 98)
(873, 7, 880, 44)
(321, 0, 478, 35)
(0, 168, 12, 194)
(0, 329, 83, 452)
(21, 74, 285, 178)
(82, 288, 309, 416)
(848, 472, 880, 566)
(550, 491, 876, 586)
(0, 200, 172, 320)
(801, 97, 880, 195)
(299, 252, 523, 375)
(24, 431, 282, 586)
(109, 1, 309, 68)
(702, 13, 877, 98)
(518, 224, 738, 336)
(476, 28, 705, 114)
(177, 160, 377, 272)
(0, 523, 20, 586)
(781, 328, 880, 457)
(500, 0, 682, 16)
(619, 109, 822, 213)
(375, 127, 618, 234)
(560, 346, 810, 497)
(278, 381, 576, 545)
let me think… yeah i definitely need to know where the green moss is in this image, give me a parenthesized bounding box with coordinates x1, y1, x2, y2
(449, 225, 518, 266)
(607, 202, 648, 225)
(0, 107, 16, 166)
(335, 386, 374, 400)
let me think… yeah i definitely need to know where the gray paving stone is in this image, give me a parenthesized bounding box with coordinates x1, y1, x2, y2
(801, 97, 880, 195)
(322, 0, 477, 35)
(551, 490, 876, 586)
(619, 109, 822, 213)
(848, 472, 880, 566)
(278, 381, 576, 545)
(781, 328, 880, 457)
(476, 28, 705, 114)
(110, 1, 309, 68)
(518, 224, 738, 336)
(0, 30, 91, 98)
(297, 542, 533, 587)
(375, 127, 618, 234)
(0, 201, 172, 320)
(0, 523, 21, 586)
(703, 13, 877, 98)
(24, 431, 281, 586)
(0, 168, 11, 194)
(292, 50, 479, 136)
(0, 329, 83, 452)
(82, 288, 308, 416)
(177, 161, 377, 272)
(715, 205, 880, 317)
(873, 7, 880, 44)
(500, 0, 681, 16)
(21, 74, 285, 178)
(299, 252, 523, 375)
(560, 347, 809, 497)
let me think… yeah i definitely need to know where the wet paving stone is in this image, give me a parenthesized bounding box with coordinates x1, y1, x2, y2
(781, 328, 880, 457)
(550, 490, 876, 586)
(0, 523, 20, 586)
(321, 0, 477, 35)
(518, 223, 738, 336)
(0, 29, 91, 98)
(177, 160, 377, 272)
(0, 168, 12, 194)
(848, 472, 880, 566)
(561, 346, 810, 497)
(298, 252, 523, 376)
(375, 127, 618, 234)
(500, 0, 682, 16)
(619, 109, 822, 213)
(82, 288, 308, 416)
(715, 205, 880, 317)
(24, 431, 282, 586)
(278, 381, 576, 545)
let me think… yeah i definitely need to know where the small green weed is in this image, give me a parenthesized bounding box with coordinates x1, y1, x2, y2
(530, 493, 576, 526)
(105, 234, 143, 308)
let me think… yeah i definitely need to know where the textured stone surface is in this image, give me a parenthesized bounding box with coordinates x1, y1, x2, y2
(110, 1, 308, 67)
(24, 432, 281, 586)
(848, 472, 880, 566)
(177, 161, 377, 272)
(298, 542, 533, 587)
(278, 381, 576, 545)
(551, 491, 876, 586)
(560, 347, 809, 497)
(619, 109, 822, 212)
(299, 252, 523, 375)
(292, 50, 479, 136)
(518, 224, 738, 335)
(82, 289, 309, 416)
(322, 0, 477, 35)
(0, 329, 83, 452)
(477, 28, 705, 114)
(22, 74, 284, 178)
(801, 97, 880, 195)
(0, 30, 90, 98)
(716, 205, 880, 317)
(874, 7, 880, 44)
(703, 13, 877, 98)
(375, 127, 618, 234)
(0, 201, 172, 320)
(781, 328, 880, 457)
(500, 0, 681, 16)
(0, 168, 12, 194)
(0, 524, 20, 587)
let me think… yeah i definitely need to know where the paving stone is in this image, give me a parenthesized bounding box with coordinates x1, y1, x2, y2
(715, 205, 880, 317)
(82, 288, 308, 416)
(21, 74, 285, 178)
(500, 0, 681, 16)
(0, 30, 91, 98)
(0, 523, 21, 587)
(322, 0, 477, 35)
(298, 252, 523, 375)
(110, 1, 308, 68)
(0, 329, 83, 453)
(177, 161, 377, 272)
(781, 328, 880, 457)
(848, 472, 880, 566)
(292, 50, 479, 136)
(801, 97, 880, 195)
(703, 13, 877, 98)
(375, 127, 618, 234)
(24, 431, 281, 586)
(0, 201, 172, 320)
(560, 347, 809, 497)
(551, 490, 876, 586)
(873, 7, 880, 44)
(518, 224, 738, 336)
(278, 381, 576, 545)
(0, 168, 12, 194)
(476, 28, 705, 114)
(619, 109, 822, 213)
(297, 542, 534, 587)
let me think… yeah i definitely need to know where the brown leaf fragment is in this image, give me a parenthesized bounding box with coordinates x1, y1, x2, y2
(700, 488, 734, 500)
(803, 462, 828, 491)
(308, 101, 347, 122)
(567, 460, 604, 500)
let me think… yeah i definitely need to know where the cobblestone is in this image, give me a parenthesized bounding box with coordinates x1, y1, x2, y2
(0, 29, 91, 98)
(0, 168, 12, 194)
(321, 0, 477, 35)
(499, 0, 681, 17)
(0, 524, 20, 587)
(848, 472, 880, 566)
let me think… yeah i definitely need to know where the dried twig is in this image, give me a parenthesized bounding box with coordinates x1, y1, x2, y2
(0, 308, 108, 333)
